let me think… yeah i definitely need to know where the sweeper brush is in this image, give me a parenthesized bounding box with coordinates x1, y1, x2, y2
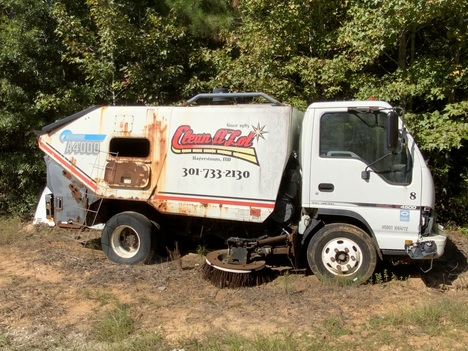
(201, 249, 276, 288)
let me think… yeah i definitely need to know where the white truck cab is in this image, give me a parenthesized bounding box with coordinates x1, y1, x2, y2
(300, 101, 445, 266)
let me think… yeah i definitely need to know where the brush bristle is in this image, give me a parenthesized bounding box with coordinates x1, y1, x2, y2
(201, 262, 275, 288)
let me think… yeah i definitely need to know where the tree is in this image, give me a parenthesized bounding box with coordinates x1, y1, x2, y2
(0, 0, 73, 215)
(0, 0, 466, 225)
(198, 0, 468, 224)
(193, 0, 348, 109)
(53, 0, 190, 106)
(332, 0, 468, 224)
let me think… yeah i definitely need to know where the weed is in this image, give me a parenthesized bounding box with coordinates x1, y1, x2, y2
(167, 241, 183, 269)
(373, 272, 384, 284)
(323, 316, 349, 338)
(83, 289, 118, 307)
(0, 332, 11, 347)
(372, 269, 406, 284)
(280, 271, 294, 294)
(91, 302, 135, 343)
(196, 244, 208, 257)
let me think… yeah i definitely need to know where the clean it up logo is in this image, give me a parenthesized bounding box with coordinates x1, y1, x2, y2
(171, 124, 267, 165)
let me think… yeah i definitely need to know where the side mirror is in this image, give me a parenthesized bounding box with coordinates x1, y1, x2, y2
(387, 111, 399, 153)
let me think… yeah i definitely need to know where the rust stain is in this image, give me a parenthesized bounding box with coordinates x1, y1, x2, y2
(69, 183, 82, 203)
(75, 180, 84, 189)
(62, 170, 72, 180)
(99, 106, 108, 134)
(104, 161, 150, 188)
(147, 108, 169, 211)
(157, 200, 167, 212)
(119, 121, 130, 133)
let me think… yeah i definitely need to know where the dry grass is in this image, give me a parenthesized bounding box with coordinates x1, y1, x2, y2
(1, 218, 468, 350)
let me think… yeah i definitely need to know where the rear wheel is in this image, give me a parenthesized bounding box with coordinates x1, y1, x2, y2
(307, 224, 377, 284)
(101, 212, 155, 264)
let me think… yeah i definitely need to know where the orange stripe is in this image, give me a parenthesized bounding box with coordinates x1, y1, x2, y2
(39, 139, 98, 192)
(153, 194, 275, 209)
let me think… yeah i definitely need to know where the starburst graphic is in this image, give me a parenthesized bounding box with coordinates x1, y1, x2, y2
(251, 123, 268, 142)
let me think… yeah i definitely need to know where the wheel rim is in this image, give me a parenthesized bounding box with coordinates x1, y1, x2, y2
(111, 225, 140, 259)
(321, 237, 363, 276)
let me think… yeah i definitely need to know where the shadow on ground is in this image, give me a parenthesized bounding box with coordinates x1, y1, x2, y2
(80, 229, 468, 289)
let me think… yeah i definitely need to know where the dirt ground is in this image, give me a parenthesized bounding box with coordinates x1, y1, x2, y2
(1, 223, 468, 348)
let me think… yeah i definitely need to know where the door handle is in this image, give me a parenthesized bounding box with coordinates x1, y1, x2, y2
(318, 183, 334, 192)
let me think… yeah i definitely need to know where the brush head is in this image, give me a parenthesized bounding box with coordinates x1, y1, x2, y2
(201, 249, 276, 288)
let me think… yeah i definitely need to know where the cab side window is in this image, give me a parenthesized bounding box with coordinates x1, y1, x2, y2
(320, 112, 412, 185)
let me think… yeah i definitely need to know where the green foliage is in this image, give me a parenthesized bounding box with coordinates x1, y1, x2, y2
(0, 0, 66, 215)
(165, 0, 237, 38)
(0, 0, 466, 224)
(196, 244, 208, 257)
(53, 0, 189, 105)
(194, 0, 346, 108)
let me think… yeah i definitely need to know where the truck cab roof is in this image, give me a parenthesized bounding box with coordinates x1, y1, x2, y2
(307, 100, 392, 110)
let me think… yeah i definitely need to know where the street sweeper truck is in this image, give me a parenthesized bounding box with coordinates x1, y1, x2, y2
(35, 91, 446, 287)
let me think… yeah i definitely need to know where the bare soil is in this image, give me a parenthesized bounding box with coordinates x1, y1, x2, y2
(1, 223, 468, 348)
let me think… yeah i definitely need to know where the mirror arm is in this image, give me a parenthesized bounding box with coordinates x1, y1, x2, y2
(361, 152, 392, 181)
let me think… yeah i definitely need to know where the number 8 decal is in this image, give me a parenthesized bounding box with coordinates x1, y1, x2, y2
(410, 192, 416, 200)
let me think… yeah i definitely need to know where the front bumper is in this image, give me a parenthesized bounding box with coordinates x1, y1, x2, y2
(405, 226, 446, 260)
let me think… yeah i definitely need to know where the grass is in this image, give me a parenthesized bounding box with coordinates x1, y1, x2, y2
(91, 302, 135, 343)
(0, 217, 27, 245)
(459, 226, 468, 236)
(279, 271, 294, 294)
(0, 216, 65, 246)
(2, 296, 468, 350)
(2, 217, 468, 350)
(182, 332, 320, 351)
(0, 332, 10, 348)
(83, 289, 119, 307)
(370, 297, 468, 337)
(196, 244, 209, 257)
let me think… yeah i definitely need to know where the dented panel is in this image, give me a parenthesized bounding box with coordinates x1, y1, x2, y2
(104, 161, 150, 188)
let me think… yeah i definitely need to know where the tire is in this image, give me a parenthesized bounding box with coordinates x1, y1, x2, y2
(307, 224, 377, 284)
(101, 212, 155, 265)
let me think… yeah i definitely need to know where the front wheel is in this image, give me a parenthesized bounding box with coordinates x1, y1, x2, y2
(101, 212, 155, 265)
(307, 224, 377, 284)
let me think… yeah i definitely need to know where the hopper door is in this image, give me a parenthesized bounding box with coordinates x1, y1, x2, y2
(104, 137, 151, 189)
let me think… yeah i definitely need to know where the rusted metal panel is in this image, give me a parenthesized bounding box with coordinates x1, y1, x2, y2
(39, 103, 304, 224)
(104, 161, 150, 188)
(149, 105, 302, 222)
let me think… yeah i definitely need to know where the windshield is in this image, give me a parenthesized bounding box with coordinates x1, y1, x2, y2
(320, 111, 412, 185)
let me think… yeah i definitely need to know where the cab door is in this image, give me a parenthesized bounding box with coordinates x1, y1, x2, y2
(304, 107, 422, 251)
